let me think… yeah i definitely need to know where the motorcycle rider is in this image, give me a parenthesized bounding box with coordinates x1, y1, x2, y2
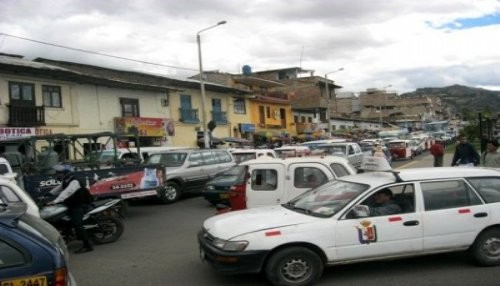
(49, 163, 94, 253)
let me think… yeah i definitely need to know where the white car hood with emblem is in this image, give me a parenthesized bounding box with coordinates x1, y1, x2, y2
(203, 205, 318, 239)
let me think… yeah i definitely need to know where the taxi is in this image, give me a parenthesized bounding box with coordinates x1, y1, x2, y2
(198, 158, 500, 286)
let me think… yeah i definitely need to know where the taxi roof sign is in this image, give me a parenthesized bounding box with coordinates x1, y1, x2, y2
(360, 156, 392, 172)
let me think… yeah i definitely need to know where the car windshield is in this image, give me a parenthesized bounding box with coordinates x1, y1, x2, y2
(233, 153, 257, 164)
(146, 152, 187, 167)
(320, 145, 346, 155)
(283, 180, 368, 217)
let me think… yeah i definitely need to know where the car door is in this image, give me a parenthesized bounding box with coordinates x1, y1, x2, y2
(333, 183, 423, 261)
(246, 163, 285, 208)
(184, 151, 210, 191)
(418, 179, 489, 250)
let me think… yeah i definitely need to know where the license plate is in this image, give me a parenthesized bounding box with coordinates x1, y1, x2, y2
(219, 193, 229, 199)
(1, 276, 47, 286)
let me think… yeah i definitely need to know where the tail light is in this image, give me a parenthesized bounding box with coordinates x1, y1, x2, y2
(54, 267, 68, 286)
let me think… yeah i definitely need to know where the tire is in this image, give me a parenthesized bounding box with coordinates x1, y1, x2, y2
(158, 181, 181, 204)
(265, 247, 323, 286)
(470, 228, 500, 266)
(89, 216, 124, 244)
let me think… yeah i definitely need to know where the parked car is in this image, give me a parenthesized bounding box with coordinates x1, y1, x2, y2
(203, 165, 247, 206)
(199, 166, 500, 286)
(145, 149, 236, 203)
(315, 142, 364, 169)
(0, 202, 76, 286)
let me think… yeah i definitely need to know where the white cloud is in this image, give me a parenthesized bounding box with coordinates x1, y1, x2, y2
(1, 0, 500, 93)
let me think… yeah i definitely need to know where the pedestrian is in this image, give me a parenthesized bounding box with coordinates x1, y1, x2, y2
(482, 139, 500, 167)
(451, 136, 480, 166)
(49, 164, 95, 253)
(430, 139, 445, 167)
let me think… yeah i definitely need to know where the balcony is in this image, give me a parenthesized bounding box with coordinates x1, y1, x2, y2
(7, 104, 45, 127)
(179, 108, 199, 124)
(211, 111, 228, 125)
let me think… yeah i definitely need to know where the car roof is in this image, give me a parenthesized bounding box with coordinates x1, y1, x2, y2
(240, 155, 351, 166)
(339, 167, 500, 188)
(231, 149, 275, 153)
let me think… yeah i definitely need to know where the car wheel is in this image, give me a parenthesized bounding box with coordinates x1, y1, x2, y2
(470, 228, 500, 266)
(159, 181, 180, 204)
(265, 247, 323, 286)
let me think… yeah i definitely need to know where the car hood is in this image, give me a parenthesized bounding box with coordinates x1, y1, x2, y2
(207, 175, 239, 186)
(203, 205, 317, 239)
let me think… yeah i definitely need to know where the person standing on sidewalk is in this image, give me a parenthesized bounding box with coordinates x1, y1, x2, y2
(430, 139, 445, 167)
(451, 136, 480, 166)
(482, 139, 500, 167)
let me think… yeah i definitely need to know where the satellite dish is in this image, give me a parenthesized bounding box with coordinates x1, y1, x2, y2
(242, 65, 252, 76)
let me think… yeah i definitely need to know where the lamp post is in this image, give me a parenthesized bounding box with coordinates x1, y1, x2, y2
(197, 20, 227, 148)
(324, 67, 344, 137)
(378, 84, 392, 130)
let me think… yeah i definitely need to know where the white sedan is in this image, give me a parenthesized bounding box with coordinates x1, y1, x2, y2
(199, 167, 500, 286)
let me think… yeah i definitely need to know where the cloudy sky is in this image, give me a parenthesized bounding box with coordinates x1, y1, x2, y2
(1, 0, 500, 93)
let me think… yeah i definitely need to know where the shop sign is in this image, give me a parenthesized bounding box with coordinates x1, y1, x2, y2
(239, 123, 256, 133)
(114, 117, 175, 137)
(0, 127, 35, 140)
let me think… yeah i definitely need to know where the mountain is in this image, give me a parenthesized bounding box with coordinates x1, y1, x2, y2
(401, 84, 500, 115)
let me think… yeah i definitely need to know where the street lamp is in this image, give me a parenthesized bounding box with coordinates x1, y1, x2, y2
(197, 20, 227, 148)
(378, 84, 392, 129)
(324, 67, 344, 137)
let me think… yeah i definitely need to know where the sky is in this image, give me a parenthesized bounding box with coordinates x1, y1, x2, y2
(1, 0, 500, 94)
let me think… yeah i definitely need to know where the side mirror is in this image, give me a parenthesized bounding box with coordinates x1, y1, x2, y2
(351, 205, 370, 218)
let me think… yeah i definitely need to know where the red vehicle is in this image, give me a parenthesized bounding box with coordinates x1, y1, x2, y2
(387, 139, 414, 160)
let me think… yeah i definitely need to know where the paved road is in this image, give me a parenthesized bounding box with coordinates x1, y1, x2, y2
(69, 152, 500, 286)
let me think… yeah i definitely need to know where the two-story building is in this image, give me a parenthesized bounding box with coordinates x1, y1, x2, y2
(0, 54, 250, 149)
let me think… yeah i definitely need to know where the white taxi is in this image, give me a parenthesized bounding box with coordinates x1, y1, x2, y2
(198, 165, 500, 286)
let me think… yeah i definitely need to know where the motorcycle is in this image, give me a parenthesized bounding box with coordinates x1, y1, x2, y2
(40, 198, 124, 244)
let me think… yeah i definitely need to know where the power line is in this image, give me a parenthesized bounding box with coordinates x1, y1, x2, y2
(0, 32, 198, 72)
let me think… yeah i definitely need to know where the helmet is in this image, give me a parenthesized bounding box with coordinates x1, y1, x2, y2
(53, 163, 74, 174)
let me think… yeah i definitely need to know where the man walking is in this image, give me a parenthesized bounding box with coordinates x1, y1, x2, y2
(430, 139, 445, 167)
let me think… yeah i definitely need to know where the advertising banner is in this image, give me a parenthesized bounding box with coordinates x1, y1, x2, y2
(114, 117, 175, 137)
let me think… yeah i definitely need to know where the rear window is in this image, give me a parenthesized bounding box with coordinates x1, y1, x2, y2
(18, 214, 61, 247)
(233, 152, 256, 164)
(468, 177, 500, 203)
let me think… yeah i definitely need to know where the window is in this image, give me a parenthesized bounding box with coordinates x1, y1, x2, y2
(201, 151, 216, 165)
(294, 116, 298, 123)
(330, 163, 351, 177)
(294, 167, 328, 188)
(421, 180, 482, 211)
(251, 169, 277, 191)
(179, 94, 199, 123)
(0, 186, 21, 203)
(42, 85, 62, 107)
(9, 82, 34, 102)
(468, 177, 500, 203)
(120, 98, 139, 117)
(0, 239, 26, 268)
(188, 151, 204, 165)
(266, 106, 271, 118)
(215, 151, 232, 163)
(233, 98, 246, 114)
(308, 117, 312, 123)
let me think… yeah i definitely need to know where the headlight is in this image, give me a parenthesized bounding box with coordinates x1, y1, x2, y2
(206, 185, 215, 191)
(213, 238, 248, 251)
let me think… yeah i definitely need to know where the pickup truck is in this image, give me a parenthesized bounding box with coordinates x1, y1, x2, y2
(223, 156, 357, 211)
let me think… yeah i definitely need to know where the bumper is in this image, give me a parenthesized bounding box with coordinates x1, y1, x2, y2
(197, 230, 268, 274)
(203, 191, 230, 205)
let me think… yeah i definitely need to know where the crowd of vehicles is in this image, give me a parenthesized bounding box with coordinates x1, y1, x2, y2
(0, 129, 454, 285)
